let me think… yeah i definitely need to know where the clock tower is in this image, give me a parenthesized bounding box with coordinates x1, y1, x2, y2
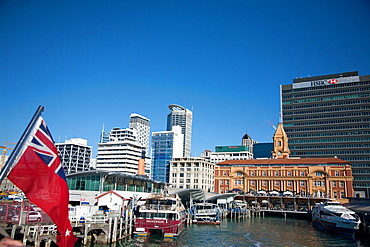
(271, 123, 290, 159)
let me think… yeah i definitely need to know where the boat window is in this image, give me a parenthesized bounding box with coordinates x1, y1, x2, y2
(152, 213, 166, 219)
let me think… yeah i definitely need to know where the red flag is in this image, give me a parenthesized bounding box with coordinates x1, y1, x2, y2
(8, 117, 76, 247)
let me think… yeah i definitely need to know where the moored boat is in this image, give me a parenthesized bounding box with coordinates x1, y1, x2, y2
(312, 200, 361, 235)
(133, 193, 187, 238)
(191, 202, 221, 224)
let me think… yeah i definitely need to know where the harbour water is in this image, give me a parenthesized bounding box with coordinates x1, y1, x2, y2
(81, 217, 367, 247)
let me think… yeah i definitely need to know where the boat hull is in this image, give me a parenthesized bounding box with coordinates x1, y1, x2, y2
(134, 218, 186, 237)
(312, 216, 359, 235)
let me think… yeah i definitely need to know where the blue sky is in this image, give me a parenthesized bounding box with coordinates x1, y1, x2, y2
(1, 0, 370, 157)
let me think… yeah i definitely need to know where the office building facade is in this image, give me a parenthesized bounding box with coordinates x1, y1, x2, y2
(151, 126, 183, 183)
(200, 146, 253, 164)
(56, 138, 92, 175)
(200, 132, 255, 163)
(129, 113, 150, 155)
(167, 104, 193, 157)
(253, 143, 273, 159)
(281, 71, 370, 197)
(170, 157, 215, 192)
(96, 127, 148, 175)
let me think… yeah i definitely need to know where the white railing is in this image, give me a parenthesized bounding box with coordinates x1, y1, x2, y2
(69, 215, 110, 224)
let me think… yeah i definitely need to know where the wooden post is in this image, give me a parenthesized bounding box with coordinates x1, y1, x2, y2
(83, 223, 89, 245)
(107, 217, 113, 244)
(22, 225, 29, 246)
(119, 217, 123, 239)
(112, 217, 118, 243)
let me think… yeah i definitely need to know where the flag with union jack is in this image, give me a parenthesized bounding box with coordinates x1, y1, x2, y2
(8, 116, 76, 247)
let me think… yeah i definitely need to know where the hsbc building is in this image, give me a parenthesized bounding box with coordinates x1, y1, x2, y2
(281, 71, 370, 197)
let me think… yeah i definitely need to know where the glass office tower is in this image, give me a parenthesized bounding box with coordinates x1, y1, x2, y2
(151, 126, 183, 183)
(281, 71, 370, 197)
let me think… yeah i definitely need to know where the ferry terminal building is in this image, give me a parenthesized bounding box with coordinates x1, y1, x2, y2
(214, 123, 355, 199)
(214, 158, 353, 199)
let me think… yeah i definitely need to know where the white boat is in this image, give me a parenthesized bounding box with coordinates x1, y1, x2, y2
(312, 200, 361, 235)
(191, 203, 221, 224)
(133, 193, 187, 238)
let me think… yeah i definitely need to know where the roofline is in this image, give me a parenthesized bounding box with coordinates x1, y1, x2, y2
(217, 158, 350, 166)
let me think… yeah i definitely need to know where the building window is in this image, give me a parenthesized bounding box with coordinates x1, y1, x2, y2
(251, 180, 255, 186)
(262, 180, 267, 186)
(262, 171, 267, 176)
(340, 181, 344, 187)
(274, 181, 279, 186)
(220, 180, 224, 185)
(316, 172, 322, 177)
(275, 171, 279, 176)
(300, 171, 305, 176)
(186, 179, 190, 183)
(334, 191, 337, 198)
(250, 171, 255, 176)
(335, 171, 340, 176)
(223, 171, 227, 176)
(287, 181, 292, 186)
(236, 172, 243, 176)
(225, 180, 229, 185)
(180, 173, 184, 177)
(287, 171, 291, 176)
(314, 181, 324, 186)
(340, 191, 344, 198)
(300, 181, 305, 186)
(333, 181, 337, 187)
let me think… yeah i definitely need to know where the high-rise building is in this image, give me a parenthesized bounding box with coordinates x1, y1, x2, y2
(151, 126, 183, 183)
(96, 127, 146, 175)
(56, 138, 92, 175)
(96, 114, 151, 175)
(129, 113, 150, 155)
(100, 128, 110, 143)
(281, 71, 370, 197)
(167, 104, 193, 157)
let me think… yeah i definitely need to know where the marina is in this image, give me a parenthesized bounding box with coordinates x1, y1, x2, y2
(1, 193, 370, 246)
(81, 217, 366, 247)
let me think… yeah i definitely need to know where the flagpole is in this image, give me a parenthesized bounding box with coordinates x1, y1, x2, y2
(0, 105, 44, 183)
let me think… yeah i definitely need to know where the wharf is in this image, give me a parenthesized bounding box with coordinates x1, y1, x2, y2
(344, 198, 370, 243)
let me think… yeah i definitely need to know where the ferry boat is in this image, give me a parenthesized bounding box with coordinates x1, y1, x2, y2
(312, 200, 361, 235)
(191, 202, 221, 224)
(133, 193, 187, 238)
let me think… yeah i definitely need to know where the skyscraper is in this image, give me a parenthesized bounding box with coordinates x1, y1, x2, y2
(96, 113, 151, 175)
(96, 127, 144, 175)
(281, 71, 370, 197)
(129, 113, 150, 155)
(151, 126, 183, 183)
(167, 104, 193, 157)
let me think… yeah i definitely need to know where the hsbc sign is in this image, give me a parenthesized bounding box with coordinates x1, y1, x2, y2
(292, 76, 359, 89)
